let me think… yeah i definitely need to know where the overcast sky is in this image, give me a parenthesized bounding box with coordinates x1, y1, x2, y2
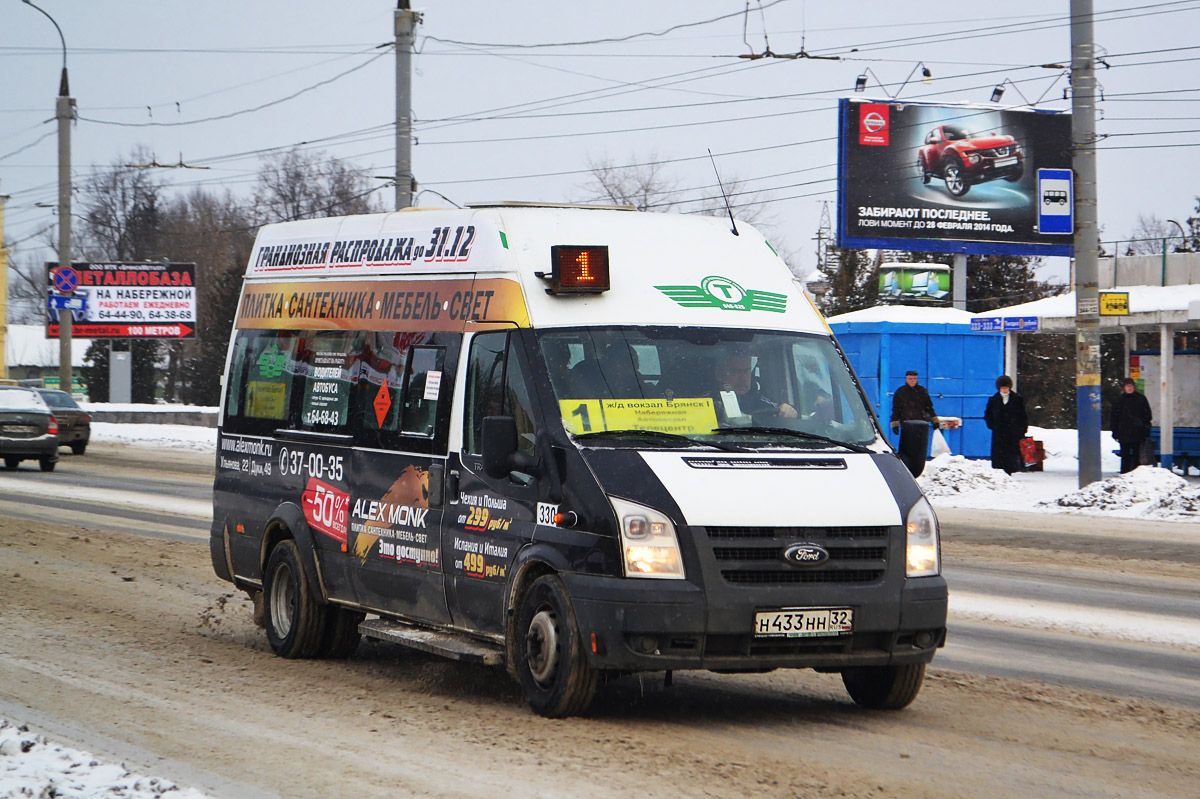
(2, 1, 1198, 288)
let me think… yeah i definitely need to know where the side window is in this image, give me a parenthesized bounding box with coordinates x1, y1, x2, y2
(224, 330, 301, 434)
(400, 346, 446, 437)
(358, 332, 455, 453)
(464, 332, 536, 457)
(297, 330, 361, 433)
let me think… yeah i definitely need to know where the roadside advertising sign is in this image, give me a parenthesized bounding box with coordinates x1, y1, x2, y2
(837, 99, 1073, 257)
(46, 261, 198, 339)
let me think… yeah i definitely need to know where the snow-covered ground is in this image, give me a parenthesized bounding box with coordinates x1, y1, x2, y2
(4, 420, 1194, 798)
(917, 427, 1200, 520)
(0, 720, 208, 799)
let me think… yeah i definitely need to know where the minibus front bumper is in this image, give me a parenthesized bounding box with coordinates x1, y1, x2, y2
(559, 571, 947, 673)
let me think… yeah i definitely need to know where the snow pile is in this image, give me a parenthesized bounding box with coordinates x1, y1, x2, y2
(1145, 485, 1200, 520)
(0, 720, 210, 798)
(92, 422, 217, 453)
(917, 454, 1019, 496)
(1043, 466, 1189, 514)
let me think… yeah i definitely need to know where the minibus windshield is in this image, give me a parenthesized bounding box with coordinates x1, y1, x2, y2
(537, 327, 879, 450)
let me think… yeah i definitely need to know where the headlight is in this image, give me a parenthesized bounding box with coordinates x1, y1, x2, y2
(966, 153, 981, 164)
(610, 496, 685, 580)
(905, 496, 940, 577)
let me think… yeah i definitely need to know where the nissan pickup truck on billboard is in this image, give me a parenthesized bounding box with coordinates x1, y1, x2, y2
(837, 98, 1073, 257)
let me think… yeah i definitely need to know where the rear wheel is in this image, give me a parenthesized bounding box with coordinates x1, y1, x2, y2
(917, 156, 930, 184)
(516, 575, 597, 718)
(70, 441, 87, 455)
(39, 457, 56, 472)
(842, 663, 926, 709)
(3, 457, 18, 470)
(263, 540, 327, 658)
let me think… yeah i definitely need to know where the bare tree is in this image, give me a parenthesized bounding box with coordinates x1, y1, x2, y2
(252, 148, 384, 224)
(579, 156, 679, 211)
(1123, 213, 1179, 255)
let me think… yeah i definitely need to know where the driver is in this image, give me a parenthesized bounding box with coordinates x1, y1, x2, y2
(713, 353, 797, 421)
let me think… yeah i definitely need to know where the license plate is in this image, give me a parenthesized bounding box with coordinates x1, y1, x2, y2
(994, 157, 1017, 167)
(2, 424, 36, 435)
(754, 607, 853, 638)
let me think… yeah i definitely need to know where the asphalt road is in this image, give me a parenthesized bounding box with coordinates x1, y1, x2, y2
(4, 443, 1198, 709)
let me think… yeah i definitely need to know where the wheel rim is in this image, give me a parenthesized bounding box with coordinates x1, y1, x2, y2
(917, 158, 925, 180)
(944, 164, 963, 193)
(270, 561, 295, 637)
(525, 607, 560, 688)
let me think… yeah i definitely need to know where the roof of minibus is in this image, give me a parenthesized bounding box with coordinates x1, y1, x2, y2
(245, 204, 829, 333)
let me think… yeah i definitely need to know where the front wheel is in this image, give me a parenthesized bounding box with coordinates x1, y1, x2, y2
(942, 158, 969, 196)
(516, 575, 597, 718)
(1003, 163, 1024, 183)
(842, 663, 926, 709)
(263, 539, 327, 658)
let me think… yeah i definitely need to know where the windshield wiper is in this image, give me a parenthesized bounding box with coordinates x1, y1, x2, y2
(574, 429, 745, 452)
(708, 426, 873, 454)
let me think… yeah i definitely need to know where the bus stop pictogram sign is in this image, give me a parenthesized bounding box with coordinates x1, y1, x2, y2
(52, 266, 79, 294)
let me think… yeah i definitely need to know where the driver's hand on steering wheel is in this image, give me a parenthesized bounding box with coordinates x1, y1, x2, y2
(777, 403, 798, 419)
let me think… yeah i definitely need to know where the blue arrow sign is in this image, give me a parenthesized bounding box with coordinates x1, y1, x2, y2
(48, 294, 86, 312)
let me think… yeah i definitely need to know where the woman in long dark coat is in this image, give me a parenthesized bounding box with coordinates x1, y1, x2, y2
(984, 375, 1028, 474)
(1110, 377, 1153, 474)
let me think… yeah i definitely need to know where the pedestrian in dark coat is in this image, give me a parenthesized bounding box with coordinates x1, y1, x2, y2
(1110, 377, 1153, 474)
(890, 371, 939, 432)
(984, 375, 1028, 474)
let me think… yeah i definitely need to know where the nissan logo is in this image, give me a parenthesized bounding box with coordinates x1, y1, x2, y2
(862, 111, 887, 133)
(782, 543, 830, 567)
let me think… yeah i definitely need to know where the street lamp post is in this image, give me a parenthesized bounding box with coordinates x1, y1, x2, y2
(23, 0, 75, 395)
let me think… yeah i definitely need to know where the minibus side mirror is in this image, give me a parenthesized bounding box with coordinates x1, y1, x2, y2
(481, 415, 519, 479)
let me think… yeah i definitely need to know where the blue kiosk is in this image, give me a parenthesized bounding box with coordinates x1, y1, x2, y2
(827, 306, 1004, 459)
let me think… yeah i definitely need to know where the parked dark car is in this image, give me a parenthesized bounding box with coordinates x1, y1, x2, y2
(0, 386, 59, 471)
(36, 388, 91, 454)
(917, 124, 1024, 197)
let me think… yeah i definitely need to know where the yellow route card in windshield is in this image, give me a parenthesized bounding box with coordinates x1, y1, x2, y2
(558, 398, 718, 436)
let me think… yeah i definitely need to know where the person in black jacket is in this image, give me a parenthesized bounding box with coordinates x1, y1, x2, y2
(1110, 377, 1153, 474)
(889, 371, 939, 432)
(984, 375, 1028, 474)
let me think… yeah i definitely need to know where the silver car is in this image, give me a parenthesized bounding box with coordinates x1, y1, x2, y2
(0, 386, 60, 471)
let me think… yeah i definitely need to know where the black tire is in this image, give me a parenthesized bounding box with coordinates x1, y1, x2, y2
(515, 574, 597, 718)
(39, 457, 56, 472)
(4, 457, 18, 470)
(1003, 163, 1024, 183)
(917, 156, 930, 185)
(842, 663, 926, 710)
(263, 540, 327, 659)
(318, 606, 365, 659)
(70, 441, 87, 455)
(942, 156, 969, 197)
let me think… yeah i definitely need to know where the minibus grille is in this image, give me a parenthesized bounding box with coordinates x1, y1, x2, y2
(702, 526, 893, 586)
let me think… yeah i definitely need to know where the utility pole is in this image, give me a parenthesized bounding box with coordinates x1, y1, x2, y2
(1071, 0, 1102, 487)
(24, 1, 75, 395)
(395, 1, 421, 210)
(0, 181, 9, 379)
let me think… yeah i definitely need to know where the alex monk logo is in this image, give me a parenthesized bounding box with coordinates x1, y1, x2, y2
(655, 275, 787, 313)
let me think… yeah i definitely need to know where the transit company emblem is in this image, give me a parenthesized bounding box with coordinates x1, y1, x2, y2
(655, 276, 787, 314)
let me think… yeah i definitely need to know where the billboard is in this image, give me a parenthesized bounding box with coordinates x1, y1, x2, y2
(837, 99, 1073, 257)
(878, 262, 951, 305)
(46, 261, 198, 339)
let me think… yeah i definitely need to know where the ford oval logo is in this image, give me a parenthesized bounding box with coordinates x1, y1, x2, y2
(782, 543, 830, 567)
